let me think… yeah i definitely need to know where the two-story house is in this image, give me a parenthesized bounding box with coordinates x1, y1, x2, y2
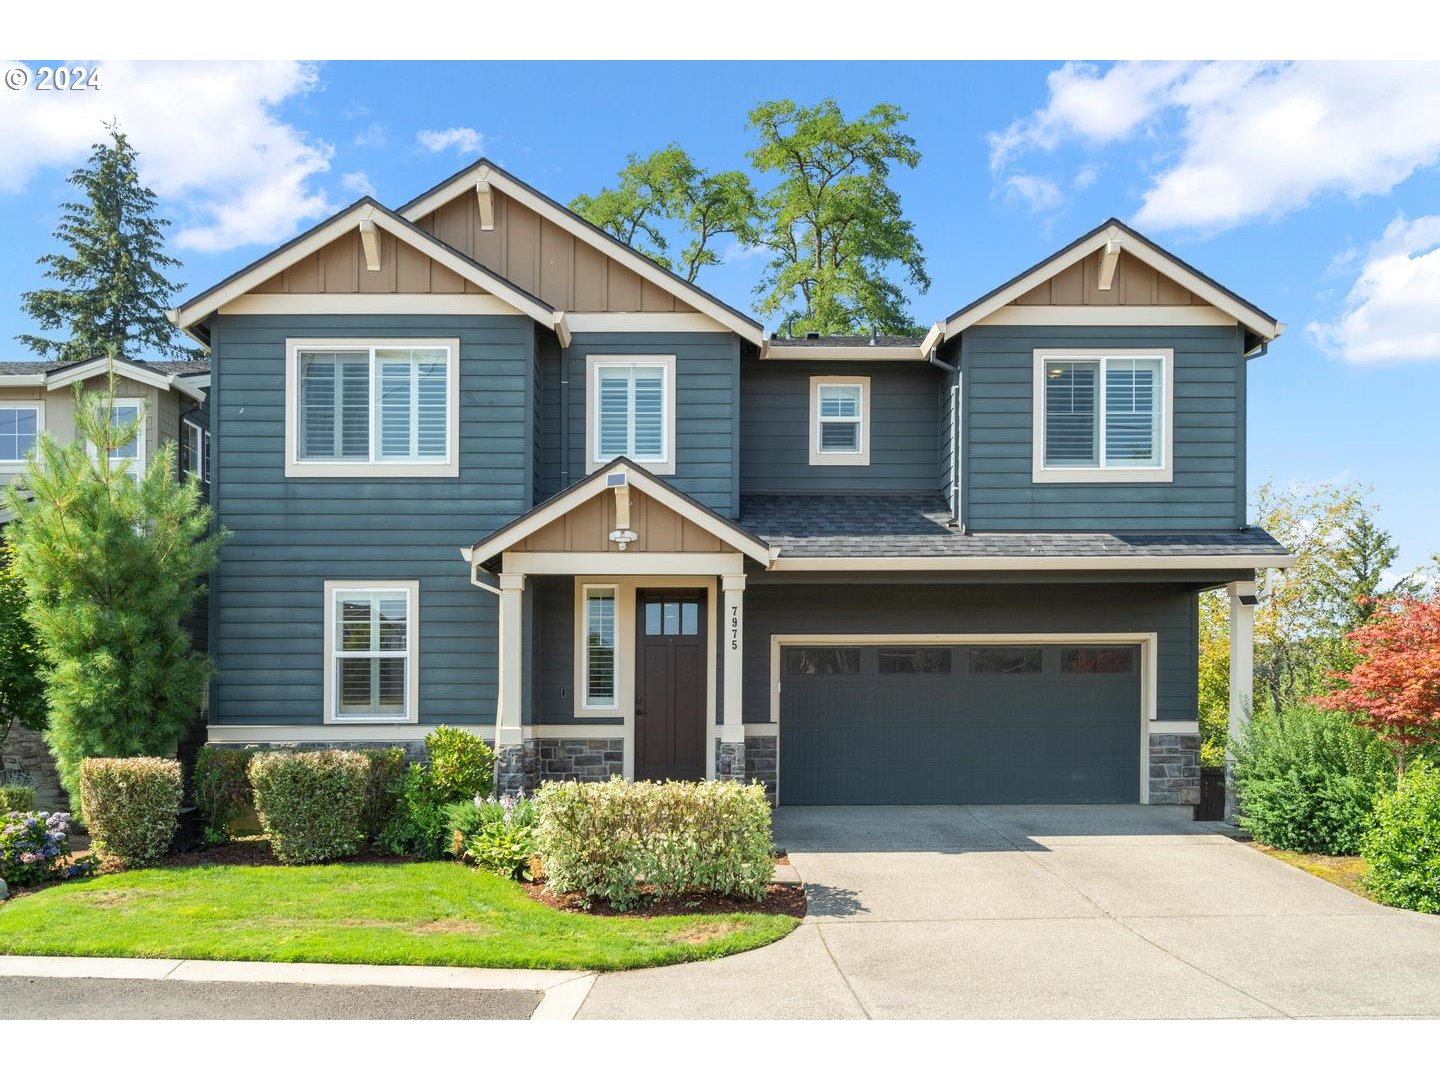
(169, 159, 1292, 806)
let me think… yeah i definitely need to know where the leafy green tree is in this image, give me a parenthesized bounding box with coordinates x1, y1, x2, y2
(18, 123, 198, 363)
(746, 98, 930, 336)
(2, 373, 226, 806)
(0, 537, 46, 748)
(570, 145, 759, 282)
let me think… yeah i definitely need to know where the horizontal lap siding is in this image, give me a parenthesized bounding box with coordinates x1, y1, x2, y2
(557, 332, 741, 517)
(740, 360, 942, 493)
(741, 582, 1197, 724)
(210, 313, 533, 728)
(962, 325, 1245, 530)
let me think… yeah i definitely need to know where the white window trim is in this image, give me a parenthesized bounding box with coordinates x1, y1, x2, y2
(1032, 348, 1174, 484)
(576, 583, 619, 711)
(181, 417, 204, 480)
(86, 397, 146, 477)
(0, 401, 44, 465)
(323, 580, 420, 725)
(585, 355, 677, 475)
(285, 338, 460, 478)
(809, 375, 871, 466)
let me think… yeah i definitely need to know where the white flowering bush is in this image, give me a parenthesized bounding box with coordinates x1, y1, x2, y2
(534, 778, 773, 909)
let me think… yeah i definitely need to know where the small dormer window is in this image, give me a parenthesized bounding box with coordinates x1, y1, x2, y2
(1033, 349, 1173, 484)
(809, 376, 870, 466)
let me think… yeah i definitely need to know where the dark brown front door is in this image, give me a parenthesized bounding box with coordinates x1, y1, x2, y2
(635, 589, 707, 781)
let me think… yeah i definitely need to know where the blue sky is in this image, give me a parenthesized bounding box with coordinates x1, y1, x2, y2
(1, 60, 1436, 570)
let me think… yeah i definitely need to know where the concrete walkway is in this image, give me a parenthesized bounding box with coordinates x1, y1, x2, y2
(578, 805, 1440, 1019)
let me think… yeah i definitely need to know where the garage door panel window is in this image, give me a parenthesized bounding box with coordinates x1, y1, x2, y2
(968, 647, 1042, 675)
(878, 647, 952, 675)
(785, 648, 862, 676)
(1060, 647, 1135, 674)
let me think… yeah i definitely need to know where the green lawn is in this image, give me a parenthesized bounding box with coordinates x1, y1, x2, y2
(0, 862, 798, 971)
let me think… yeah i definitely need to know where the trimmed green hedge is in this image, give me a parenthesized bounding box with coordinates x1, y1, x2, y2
(248, 750, 369, 865)
(359, 747, 407, 841)
(535, 778, 773, 910)
(80, 757, 182, 868)
(1362, 762, 1440, 914)
(194, 747, 254, 843)
(0, 783, 36, 814)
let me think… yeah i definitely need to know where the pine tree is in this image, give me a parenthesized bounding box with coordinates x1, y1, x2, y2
(2, 375, 226, 806)
(18, 122, 198, 363)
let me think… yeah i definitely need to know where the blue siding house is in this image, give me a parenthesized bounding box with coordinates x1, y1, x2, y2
(169, 162, 1291, 807)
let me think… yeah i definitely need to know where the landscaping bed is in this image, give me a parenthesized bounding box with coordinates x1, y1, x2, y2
(521, 879, 807, 919)
(1249, 843, 1373, 901)
(0, 857, 800, 971)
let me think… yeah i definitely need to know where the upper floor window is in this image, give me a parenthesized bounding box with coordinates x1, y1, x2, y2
(86, 399, 145, 479)
(586, 356, 675, 474)
(181, 418, 209, 482)
(285, 339, 459, 478)
(809, 375, 870, 466)
(1033, 349, 1173, 484)
(0, 405, 40, 463)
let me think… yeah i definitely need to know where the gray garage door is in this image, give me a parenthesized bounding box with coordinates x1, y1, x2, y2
(779, 643, 1141, 805)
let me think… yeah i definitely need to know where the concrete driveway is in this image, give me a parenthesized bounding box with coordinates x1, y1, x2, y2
(579, 804, 1440, 1019)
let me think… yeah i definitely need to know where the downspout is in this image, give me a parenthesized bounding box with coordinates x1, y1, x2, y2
(558, 339, 571, 490)
(927, 350, 963, 531)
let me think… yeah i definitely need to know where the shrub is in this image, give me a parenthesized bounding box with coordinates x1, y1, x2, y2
(453, 793, 538, 878)
(1362, 762, 1440, 913)
(376, 763, 471, 858)
(535, 778, 773, 910)
(1, 810, 72, 886)
(248, 750, 369, 865)
(359, 747, 407, 841)
(425, 726, 495, 802)
(0, 784, 36, 814)
(79, 757, 183, 868)
(1233, 707, 1394, 855)
(194, 747, 254, 843)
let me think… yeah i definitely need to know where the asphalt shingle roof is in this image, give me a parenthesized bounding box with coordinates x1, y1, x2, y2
(0, 358, 209, 376)
(739, 493, 1290, 559)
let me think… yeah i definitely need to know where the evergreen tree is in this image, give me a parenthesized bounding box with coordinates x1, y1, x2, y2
(2, 374, 226, 806)
(18, 123, 198, 363)
(0, 537, 46, 748)
(1327, 510, 1414, 632)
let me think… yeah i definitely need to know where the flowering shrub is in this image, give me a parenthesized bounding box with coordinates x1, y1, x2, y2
(248, 750, 369, 865)
(535, 778, 774, 910)
(1, 810, 74, 887)
(454, 792, 538, 879)
(80, 757, 182, 868)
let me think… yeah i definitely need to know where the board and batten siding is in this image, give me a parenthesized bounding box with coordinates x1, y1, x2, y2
(208, 313, 535, 729)
(542, 332, 743, 517)
(960, 324, 1247, 531)
(740, 360, 942, 494)
(741, 581, 1199, 725)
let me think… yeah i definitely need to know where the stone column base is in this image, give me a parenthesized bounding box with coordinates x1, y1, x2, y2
(535, 738, 623, 784)
(716, 739, 745, 782)
(1148, 732, 1201, 805)
(494, 742, 537, 796)
(744, 735, 777, 802)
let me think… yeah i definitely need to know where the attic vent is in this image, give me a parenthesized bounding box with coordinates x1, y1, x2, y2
(805, 331, 820, 341)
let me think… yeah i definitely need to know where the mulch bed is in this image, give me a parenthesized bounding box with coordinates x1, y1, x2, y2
(519, 878, 807, 919)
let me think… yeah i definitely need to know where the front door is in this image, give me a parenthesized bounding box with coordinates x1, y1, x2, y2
(635, 589, 707, 781)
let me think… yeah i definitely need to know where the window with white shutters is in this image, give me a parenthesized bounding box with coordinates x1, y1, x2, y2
(595, 364, 667, 462)
(332, 587, 412, 720)
(816, 384, 862, 453)
(583, 585, 617, 708)
(1038, 352, 1168, 477)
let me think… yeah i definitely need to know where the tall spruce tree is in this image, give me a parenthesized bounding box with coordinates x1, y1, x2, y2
(18, 123, 198, 363)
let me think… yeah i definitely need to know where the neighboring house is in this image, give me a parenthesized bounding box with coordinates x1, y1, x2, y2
(0, 356, 211, 809)
(170, 159, 1292, 806)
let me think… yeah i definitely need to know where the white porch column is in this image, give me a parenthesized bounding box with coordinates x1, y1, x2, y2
(1226, 580, 1257, 820)
(495, 572, 527, 748)
(719, 573, 746, 780)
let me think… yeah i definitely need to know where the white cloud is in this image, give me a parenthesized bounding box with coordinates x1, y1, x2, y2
(340, 170, 375, 197)
(0, 60, 334, 252)
(416, 127, 483, 155)
(1073, 164, 1100, 191)
(1308, 213, 1440, 364)
(354, 121, 388, 148)
(1001, 173, 1062, 214)
(990, 61, 1440, 233)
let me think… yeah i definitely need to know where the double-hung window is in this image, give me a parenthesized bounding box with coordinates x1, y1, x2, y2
(324, 581, 419, 723)
(1033, 349, 1172, 483)
(0, 405, 40, 463)
(809, 376, 870, 465)
(587, 356, 675, 473)
(287, 340, 458, 477)
(180, 418, 207, 482)
(581, 585, 617, 709)
(86, 399, 145, 479)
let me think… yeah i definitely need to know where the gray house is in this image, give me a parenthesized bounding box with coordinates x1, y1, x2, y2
(169, 159, 1291, 806)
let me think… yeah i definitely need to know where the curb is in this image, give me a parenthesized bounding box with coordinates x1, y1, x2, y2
(0, 955, 595, 1020)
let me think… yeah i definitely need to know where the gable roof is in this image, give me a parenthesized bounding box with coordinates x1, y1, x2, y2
(168, 198, 561, 345)
(398, 159, 766, 346)
(0, 357, 208, 402)
(944, 218, 1283, 347)
(464, 456, 777, 569)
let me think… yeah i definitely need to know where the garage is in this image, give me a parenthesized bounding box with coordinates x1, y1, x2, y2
(778, 642, 1142, 805)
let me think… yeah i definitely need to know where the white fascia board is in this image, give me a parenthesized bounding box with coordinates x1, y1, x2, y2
(920, 322, 945, 355)
(766, 554, 1297, 572)
(401, 164, 764, 346)
(44, 358, 207, 403)
(0, 375, 46, 387)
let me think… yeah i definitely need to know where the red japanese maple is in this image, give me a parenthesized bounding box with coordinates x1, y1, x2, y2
(1312, 597, 1440, 774)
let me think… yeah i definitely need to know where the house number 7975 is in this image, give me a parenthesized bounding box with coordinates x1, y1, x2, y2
(729, 605, 740, 650)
